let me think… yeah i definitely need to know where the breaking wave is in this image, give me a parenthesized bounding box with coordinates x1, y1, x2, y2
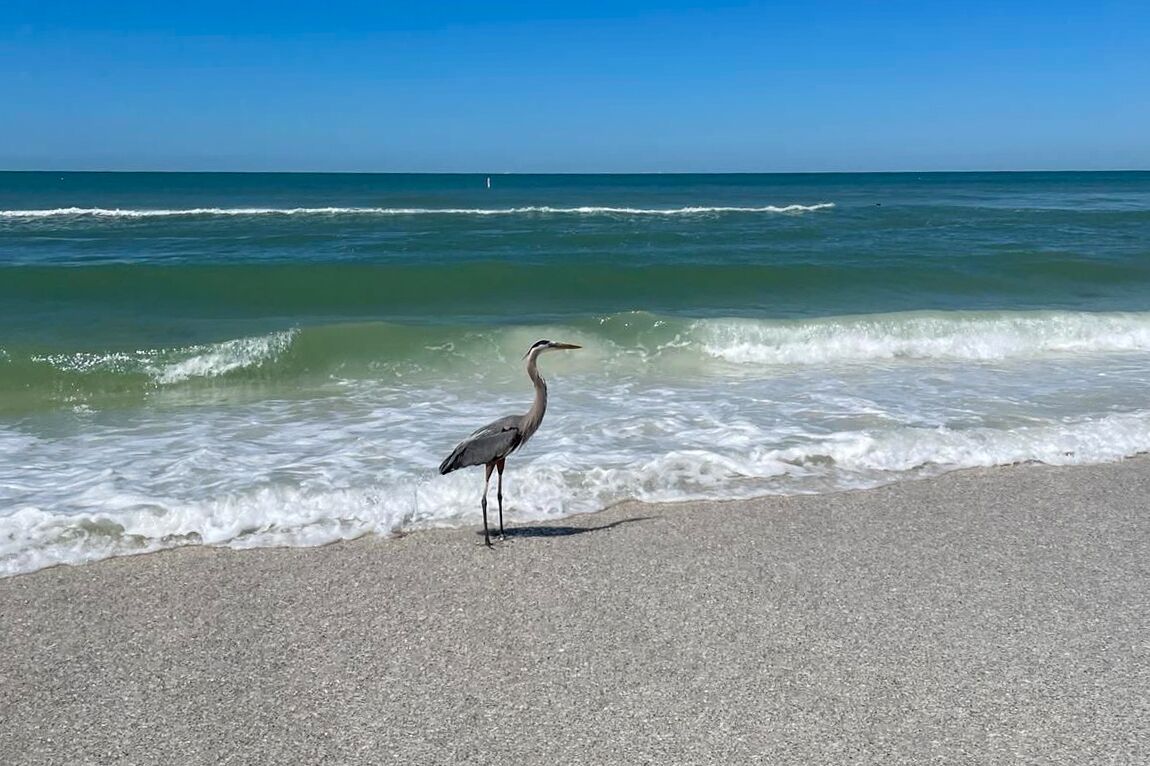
(693, 310, 1150, 364)
(4, 409, 1150, 577)
(7, 307, 1150, 576)
(7, 310, 1150, 412)
(0, 203, 835, 219)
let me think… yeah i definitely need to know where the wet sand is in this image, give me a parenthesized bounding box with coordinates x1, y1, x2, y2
(3, 459, 1149, 765)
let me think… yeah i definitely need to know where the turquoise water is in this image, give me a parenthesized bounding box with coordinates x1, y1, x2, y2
(3, 171, 1150, 574)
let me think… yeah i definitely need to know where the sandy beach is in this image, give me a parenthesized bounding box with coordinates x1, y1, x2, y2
(3, 459, 1149, 765)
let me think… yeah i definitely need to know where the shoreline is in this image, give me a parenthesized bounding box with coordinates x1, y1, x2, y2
(6, 455, 1144, 582)
(3, 458, 1149, 764)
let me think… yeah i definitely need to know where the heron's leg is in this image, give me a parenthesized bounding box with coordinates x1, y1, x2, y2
(496, 458, 506, 539)
(481, 463, 494, 548)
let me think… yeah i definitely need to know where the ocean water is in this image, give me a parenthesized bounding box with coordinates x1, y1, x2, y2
(3, 171, 1150, 575)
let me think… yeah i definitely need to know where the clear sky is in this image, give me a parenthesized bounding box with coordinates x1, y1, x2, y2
(2, 1, 1148, 172)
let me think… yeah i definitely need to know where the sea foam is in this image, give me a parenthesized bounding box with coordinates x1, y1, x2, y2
(4, 407, 1150, 577)
(692, 311, 1150, 364)
(7, 309, 1150, 577)
(149, 331, 297, 384)
(0, 203, 834, 219)
(14, 311, 1150, 403)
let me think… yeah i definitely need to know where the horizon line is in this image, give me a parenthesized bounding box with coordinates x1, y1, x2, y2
(3, 167, 1149, 175)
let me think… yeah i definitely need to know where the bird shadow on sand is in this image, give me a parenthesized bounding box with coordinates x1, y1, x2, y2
(476, 517, 650, 540)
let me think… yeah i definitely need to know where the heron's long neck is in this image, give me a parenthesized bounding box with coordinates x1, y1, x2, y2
(522, 352, 548, 440)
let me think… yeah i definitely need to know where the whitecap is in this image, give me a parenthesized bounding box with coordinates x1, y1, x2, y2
(0, 203, 835, 219)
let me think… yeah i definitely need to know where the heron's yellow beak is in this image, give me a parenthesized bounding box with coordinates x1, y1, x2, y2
(552, 342, 582, 350)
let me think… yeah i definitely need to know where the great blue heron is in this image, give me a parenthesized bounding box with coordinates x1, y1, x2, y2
(439, 339, 581, 546)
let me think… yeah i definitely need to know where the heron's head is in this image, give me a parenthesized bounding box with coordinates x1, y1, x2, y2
(523, 339, 582, 359)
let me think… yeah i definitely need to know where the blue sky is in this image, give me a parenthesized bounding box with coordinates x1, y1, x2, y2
(2, 1, 1147, 172)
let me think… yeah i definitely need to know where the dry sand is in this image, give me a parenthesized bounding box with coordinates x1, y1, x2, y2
(3, 459, 1150, 765)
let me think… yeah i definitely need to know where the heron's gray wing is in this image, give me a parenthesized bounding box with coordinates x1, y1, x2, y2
(438, 415, 524, 474)
(467, 415, 521, 439)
